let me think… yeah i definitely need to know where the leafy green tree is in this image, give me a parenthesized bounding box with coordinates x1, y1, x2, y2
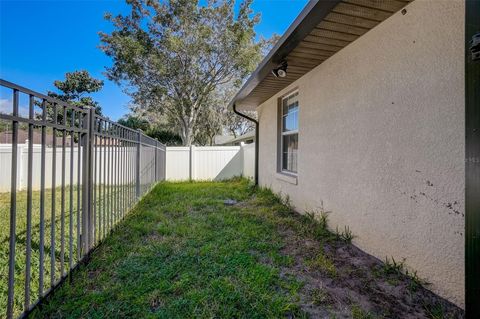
(48, 70, 104, 115)
(118, 113, 182, 145)
(100, 0, 265, 146)
(118, 114, 150, 131)
(194, 102, 224, 146)
(147, 127, 182, 146)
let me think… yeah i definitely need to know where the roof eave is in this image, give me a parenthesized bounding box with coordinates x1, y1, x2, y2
(228, 0, 342, 111)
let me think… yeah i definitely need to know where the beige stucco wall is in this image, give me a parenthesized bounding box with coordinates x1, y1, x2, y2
(257, 0, 465, 307)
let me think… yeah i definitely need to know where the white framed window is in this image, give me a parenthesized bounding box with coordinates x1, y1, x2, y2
(280, 91, 298, 174)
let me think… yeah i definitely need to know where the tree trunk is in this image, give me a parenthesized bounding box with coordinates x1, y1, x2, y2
(184, 133, 193, 146)
(181, 128, 194, 146)
(179, 119, 194, 146)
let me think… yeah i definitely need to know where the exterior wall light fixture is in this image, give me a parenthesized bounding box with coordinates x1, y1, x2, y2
(272, 61, 288, 78)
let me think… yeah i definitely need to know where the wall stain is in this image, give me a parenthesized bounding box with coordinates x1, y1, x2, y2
(398, 176, 463, 218)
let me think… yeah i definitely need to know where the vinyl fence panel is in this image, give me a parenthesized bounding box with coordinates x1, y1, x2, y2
(165, 144, 255, 181)
(0, 145, 150, 192)
(242, 143, 255, 180)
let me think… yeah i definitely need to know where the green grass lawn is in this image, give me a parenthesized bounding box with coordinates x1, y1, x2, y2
(0, 187, 81, 319)
(0, 183, 135, 318)
(21, 179, 463, 319)
(28, 179, 308, 318)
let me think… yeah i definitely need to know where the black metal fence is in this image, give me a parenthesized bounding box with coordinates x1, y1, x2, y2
(0, 79, 166, 318)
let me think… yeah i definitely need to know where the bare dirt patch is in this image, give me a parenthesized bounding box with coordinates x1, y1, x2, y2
(242, 192, 464, 319)
(275, 227, 464, 318)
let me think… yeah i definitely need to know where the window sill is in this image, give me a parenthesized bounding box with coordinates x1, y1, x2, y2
(276, 172, 298, 185)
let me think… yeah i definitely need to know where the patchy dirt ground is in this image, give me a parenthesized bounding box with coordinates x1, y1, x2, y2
(277, 229, 463, 318)
(251, 198, 465, 319)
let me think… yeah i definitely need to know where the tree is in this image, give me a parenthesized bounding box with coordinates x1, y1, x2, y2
(48, 70, 104, 115)
(147, 127, 182, 146)
(194, 101, 224, 145)
(213, 80, 255, 138)
(118, 113, 182, 145)
(223, 110, 255, 138)
(118, 114, 150, 131)
(100, 0, 265, 146)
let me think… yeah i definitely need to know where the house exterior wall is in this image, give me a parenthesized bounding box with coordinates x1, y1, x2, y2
(257, 0, 465, 307)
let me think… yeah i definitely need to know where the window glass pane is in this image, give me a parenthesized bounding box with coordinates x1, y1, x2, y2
(282, 152, 289, 171)
(282, 110, 298, 132)
(282, 95, 298, 132)
(282, 133, 298, 173)
(288, 101, 298, 113)
(283, 94, 298, 114)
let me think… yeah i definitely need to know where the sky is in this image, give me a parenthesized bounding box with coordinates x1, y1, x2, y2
(0, 0, 308, 120)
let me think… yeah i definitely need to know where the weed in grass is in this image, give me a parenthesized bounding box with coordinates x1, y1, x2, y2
(381, 257, 429, 292)
(317, 200, 331, 229)
(335, 225, 355, 243)
(257, 193, 336, 243)
(305, 211, 316, 223)
(305, 253, 337, 277)
(148, 289, 164, 312)
(289, 209, 333, 242)
(341, 226, 354, 243)
(405, 269, 430, 293)
(334, 227, 341, 240)
(279, 273, 304, 295)
(351, 304, 375, 319)
(303, 209, 329, 231)
(319, 211, 329, 229)
(383, 256, 405, 276)
(310, 287, 331, 305)
(254, 187, 290, 214)
(423, 301, 454, 319)
(303, 202, 330, 231)
(269, 251, 294, 267)
(282, 303, 309, 319)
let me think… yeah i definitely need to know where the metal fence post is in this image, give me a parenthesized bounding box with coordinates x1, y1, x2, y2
(87, 108, 95, 250)
(6, 89, 19, 319)
(81, 108, 93, 253)
(136, 130, 141, 198)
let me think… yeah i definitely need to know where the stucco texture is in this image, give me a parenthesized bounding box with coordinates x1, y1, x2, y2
(257, 0, 465, 307)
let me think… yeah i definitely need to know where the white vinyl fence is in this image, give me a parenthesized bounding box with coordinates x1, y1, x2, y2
(166, 144, 255, 181)
(0, 143, 255, 191)
(0, 144, 155, 192)
(0, 144, 84, 192)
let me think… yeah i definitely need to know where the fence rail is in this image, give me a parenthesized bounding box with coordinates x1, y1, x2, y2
(0, 79, 166, 319)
